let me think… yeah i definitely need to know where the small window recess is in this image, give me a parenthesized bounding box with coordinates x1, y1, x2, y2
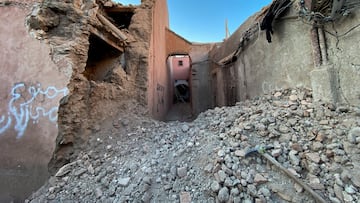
(178, 60, 183, 66)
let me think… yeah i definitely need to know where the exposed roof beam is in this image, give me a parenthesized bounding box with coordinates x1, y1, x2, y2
(104, 6, 136, 13)
(96, 13, 128, 41)
(89, 26, 124, 52)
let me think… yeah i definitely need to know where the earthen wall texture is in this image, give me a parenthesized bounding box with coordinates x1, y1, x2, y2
(165, 28, 191, 56)
(0, 2, 69, 202)
(148, 0, 170, 120)
(210, 2, 360, 107)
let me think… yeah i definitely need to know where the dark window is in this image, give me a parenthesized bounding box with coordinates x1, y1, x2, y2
(178, 60, 183, 66)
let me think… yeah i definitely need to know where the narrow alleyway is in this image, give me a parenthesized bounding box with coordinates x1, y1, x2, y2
(165, 103, 193, 122)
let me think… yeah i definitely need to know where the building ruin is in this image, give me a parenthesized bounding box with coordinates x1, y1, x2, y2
(0, 0, 359, 201)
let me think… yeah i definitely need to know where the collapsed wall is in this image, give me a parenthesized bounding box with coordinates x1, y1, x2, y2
(210, 0, 360, 107)
(26, 0, 154, 175)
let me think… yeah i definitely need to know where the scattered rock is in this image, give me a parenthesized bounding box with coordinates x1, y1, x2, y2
(254, 173, 267, 184)
(348, 127, 360, 144)
(94, 187, 102, 199)
(234, 149, 246, 157)
(118, 177, 131, 187)
(217, 187, 229, 202)
(179, 192, 191, 203)
(289, 95, 298, 101)
(271, 149, 282, 157)
(27, 88, 359, 202)
(342, 191, 353, 202)
(306, 152, 321, 163)
(55, 161, 77, 177)
(181, 124, 190, 132)
(211, 181, 220, 193)
(177, 167, 187, 178)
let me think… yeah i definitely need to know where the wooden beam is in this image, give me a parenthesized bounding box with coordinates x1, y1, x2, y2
(96, 13, 128, 41)
(89, 26, 124, 52)
(104, 6, 136, 13)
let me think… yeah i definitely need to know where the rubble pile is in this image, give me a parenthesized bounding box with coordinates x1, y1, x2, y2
(28, 88, 360, 203)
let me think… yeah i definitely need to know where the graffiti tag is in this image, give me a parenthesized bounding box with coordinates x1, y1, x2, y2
(0, 83, 68, 138)
(156, 83, 165, 113)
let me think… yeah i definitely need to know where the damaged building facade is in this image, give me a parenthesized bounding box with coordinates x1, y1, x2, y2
(0, 0, 359, 201)
(211, 0, 360, 107)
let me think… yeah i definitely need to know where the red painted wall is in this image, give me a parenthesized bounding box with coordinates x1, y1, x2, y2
(169, 55, 191, 80)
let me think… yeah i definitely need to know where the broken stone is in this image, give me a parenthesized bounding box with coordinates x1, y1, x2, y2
(271, 148, 282, 157)
(259, 187, 271, 197)
(291, 143, 303, 152)
(217, 187, 229, 202)
(342, 191, 353, 202)
(95, 187, 103, 199)
(204, 163, 213, 173)
(55, 161, 77, 177)
(234, 149, 246, 157)
(348, 127, 360, 144)
(224, 177, 234, 187)
(179, 192, 191, 203)
(274, 92, 282, 98)
(217, 150, 226, 157)
(210, 181, 220, 193)
(309, 176, 325, 190)
(181, 124, 190, 132)
(311, 142, 324, 151)
(87, 164, 95, 175)
(289, 95, 298, 101)
(349, 168, 360, 187)
(278, 125, 290, 133)
(294, 183, 303, 193)
(319, 120, 329, 125)
(74, 168, 87, 177)
(217, 170, 227, 183)
(344, 185, 357, 194)
(289, 150, 300, 166)
(254, 173, 267, 184)
(177, 167, 187, 178)
(306, 152, 321, 163)
(118, 177, 131, 187)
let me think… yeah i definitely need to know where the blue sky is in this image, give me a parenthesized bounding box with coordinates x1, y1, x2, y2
(114, 0, 272, 42)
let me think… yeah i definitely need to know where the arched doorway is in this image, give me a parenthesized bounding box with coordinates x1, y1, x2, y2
(166, 54, 193, 121)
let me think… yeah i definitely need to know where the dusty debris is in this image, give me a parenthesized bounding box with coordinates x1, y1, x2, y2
(26, 88, 360, 202)
(25, 0, 154, 175)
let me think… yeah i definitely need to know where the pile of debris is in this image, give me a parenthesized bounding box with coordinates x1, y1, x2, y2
(27, 88, 360, 203)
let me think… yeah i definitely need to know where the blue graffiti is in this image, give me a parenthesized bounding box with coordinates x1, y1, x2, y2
(0, 83, 68, 138)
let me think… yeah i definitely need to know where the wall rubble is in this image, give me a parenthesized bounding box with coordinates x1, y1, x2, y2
(27, 0, 154, 175)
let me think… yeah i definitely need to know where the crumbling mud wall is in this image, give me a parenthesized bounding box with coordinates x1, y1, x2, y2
(148, 0, 171, 120)
(0, 1, 70, 201)
(26, 0, 155, 176)
(190, 43, 216, 115)
(210, 0, 360, 107)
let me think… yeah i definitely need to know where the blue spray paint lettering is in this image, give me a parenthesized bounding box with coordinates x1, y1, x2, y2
(0, 83, 68, 138)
